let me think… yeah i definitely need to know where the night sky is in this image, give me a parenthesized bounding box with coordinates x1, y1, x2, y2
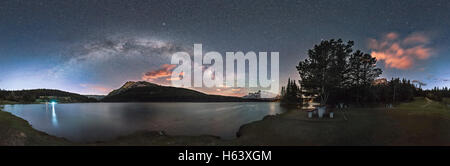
(1, 0, 449, 96)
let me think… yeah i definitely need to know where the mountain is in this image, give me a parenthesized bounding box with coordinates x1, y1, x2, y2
(101, 81, 260, 102)
(107, 81, 159, 96)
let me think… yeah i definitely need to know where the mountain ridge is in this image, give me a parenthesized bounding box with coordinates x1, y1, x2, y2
(101, 81, 264, 102)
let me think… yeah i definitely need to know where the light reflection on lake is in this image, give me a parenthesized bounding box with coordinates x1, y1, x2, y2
(2, 102, 287, 142)
(51, 103, 58, 127)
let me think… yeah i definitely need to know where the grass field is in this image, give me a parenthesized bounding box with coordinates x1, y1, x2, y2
(395, 97, 450, 117)
(443, 98, 450, 106)
(0, 100, 21, 105)
(234, 97, 450, 145)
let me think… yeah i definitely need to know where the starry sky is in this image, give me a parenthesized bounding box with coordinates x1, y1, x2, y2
(0, 0, 449, 96)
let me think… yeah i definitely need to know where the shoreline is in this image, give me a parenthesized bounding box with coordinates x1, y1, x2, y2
(0, 111, 72, 146)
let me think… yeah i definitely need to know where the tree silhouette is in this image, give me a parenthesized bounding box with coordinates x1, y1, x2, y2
(296, 39, 353, 106)
(347, 50, 382, 103)
(280, 78, 301, 106)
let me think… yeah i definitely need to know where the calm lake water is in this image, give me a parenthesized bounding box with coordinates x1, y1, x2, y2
(2, 102, 286, 142)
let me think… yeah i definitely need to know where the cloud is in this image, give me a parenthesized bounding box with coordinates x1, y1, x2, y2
(231, 88, 241, 92)
(385, 32, 399, 40)
(196, 87, 248, 97)
(412, 80, 427, 86)
(368, 32, 434, 70)
(142, 64, 177, 81)
(423, 74, 450, 87)
(79, 84, 112, 94)
(402, 33, 430, 45)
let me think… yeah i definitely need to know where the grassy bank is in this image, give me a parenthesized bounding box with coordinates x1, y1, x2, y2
(1, 97, 449, 146)
(443, 98, 450, 106)
(233, 97, 450, 146)
(395, 97, 450, 117)
(0, 110, 72, 145)
(0, 100, 24, 105)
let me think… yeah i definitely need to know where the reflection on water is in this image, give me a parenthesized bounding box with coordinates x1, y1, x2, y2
(2, 102, 286, 142)
(51, 103, 58, 127)
(269, 102, 277, 115)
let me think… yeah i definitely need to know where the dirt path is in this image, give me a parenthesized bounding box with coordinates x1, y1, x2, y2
(422, 97, 432, 108)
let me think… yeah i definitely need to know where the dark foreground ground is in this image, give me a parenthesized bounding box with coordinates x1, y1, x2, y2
(234, 97, 450, 146)
(1, 97, 449, 146)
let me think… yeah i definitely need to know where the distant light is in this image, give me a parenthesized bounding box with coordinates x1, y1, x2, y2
(51, 101, 57, 105)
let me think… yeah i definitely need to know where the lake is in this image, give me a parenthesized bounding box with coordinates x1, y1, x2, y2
(2, 102, 286, 142)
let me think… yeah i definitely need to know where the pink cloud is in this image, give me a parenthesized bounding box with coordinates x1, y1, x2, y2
(195, 87, 248, 97)
(402, 32, 430, 45)
(142, 64, 177, 81)
(368, 32, 434, 70)
(405, 46, 432, 59)
(385, 32, 399, 40)
(80, 84, 112, 94)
